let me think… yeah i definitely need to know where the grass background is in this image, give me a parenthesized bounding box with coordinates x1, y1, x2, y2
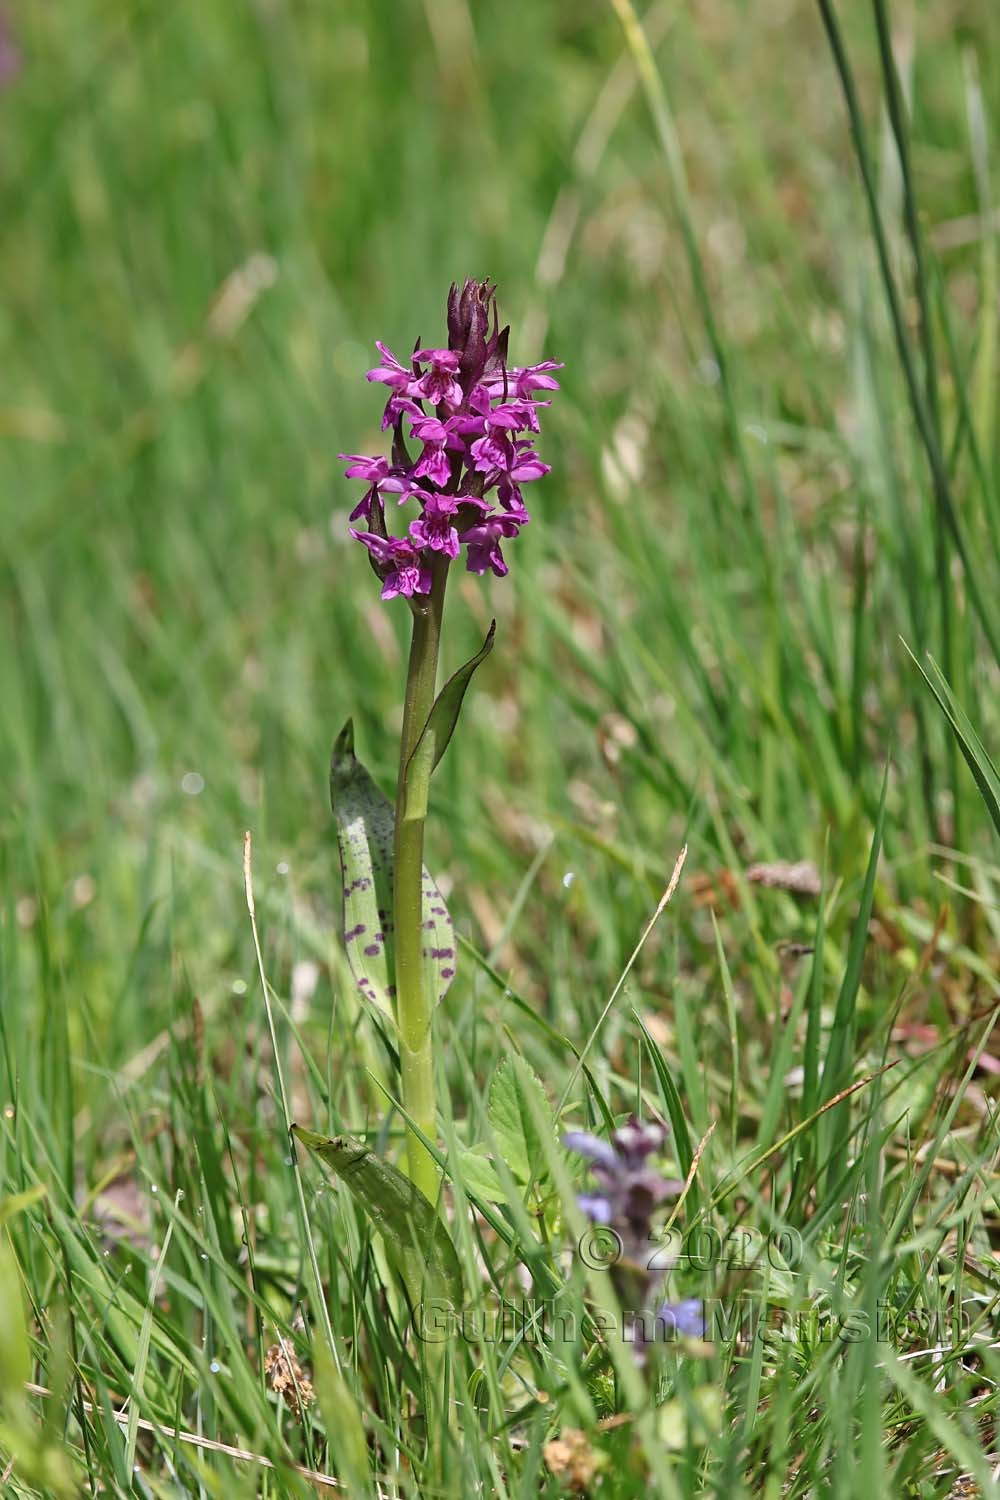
(2, 0, 1000, 1494)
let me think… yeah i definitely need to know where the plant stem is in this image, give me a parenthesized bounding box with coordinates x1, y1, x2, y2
(393, 555, 449, 1204)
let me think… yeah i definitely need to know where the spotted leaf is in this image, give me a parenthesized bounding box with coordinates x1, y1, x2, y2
(330, 720, 457, 1024)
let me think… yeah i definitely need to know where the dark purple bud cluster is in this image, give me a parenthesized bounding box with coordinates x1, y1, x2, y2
(565, 1116, 704, 1347)
(341, 280, 561, 600)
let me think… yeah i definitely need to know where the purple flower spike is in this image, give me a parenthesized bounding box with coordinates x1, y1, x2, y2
(343, 281, 560, 602)
(567, 1114, 700, 1359)
(566, 1115, 680, 1251)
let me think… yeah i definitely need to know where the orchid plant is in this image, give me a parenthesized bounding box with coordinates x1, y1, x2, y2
(297, 284, 702, 1375)
(332, 280, 561, 1205)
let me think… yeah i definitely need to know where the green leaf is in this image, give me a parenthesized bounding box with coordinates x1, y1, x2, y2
(632, 1011, 693, 1179)
(655, 1386, 723, 1449)
(312, 1342, 373, 1498)
(454, 1149, 508, 1204)
(905, 644, 1000, 838)
(330, 720, 457, 1022)
(0, 1184, 48, 1228)
(0, 1234, 30, 1393)
(819, 762, 888, 1192)
(488, 1055, 552, 1186)
(402, 621, 496, 821)
(293, 1127, 463, 1310)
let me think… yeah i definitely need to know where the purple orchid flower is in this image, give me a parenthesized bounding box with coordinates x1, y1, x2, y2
(483, 399, 549, 435)
(470, 431, 549, 482)
(349, 531, 432, 600)
(408, 414, 468, 488)
(412, 348, 463, 408)
(343, 281, 560, 603)
(408, 493, 465, 559)
(366, 341, 419, 393)
(461, 513, 525, 577)
(480, 360, 563, 401)
(338, 453, 408, 521)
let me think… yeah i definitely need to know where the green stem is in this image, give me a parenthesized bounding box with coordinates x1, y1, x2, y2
(394, 555, 448, 1204)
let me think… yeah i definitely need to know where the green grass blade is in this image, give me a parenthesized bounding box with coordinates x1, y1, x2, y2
(904, 644, 1000, 837)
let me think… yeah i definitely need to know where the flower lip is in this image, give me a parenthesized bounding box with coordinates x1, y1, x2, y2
(409, 496, 462, 559)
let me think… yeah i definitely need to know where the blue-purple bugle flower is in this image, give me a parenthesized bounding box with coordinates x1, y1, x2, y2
(658, 1298, 705, 1338)
(342, 280, 561, 600)
(620, 1297, 706, 1352)
(564, 1117, 683, 1264)
(565, 1115, 702, 1353)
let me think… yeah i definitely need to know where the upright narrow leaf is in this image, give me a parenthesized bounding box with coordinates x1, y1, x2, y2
(330, 721, 457, 1020)
(633, 1012, 693, 1179)
(0, 1235, 30, 1394)
(905, 645, 1000, 838)
(293, 1127, 463, 1309)
(402, 621, 496, 821)
(820, 765, 888, 1192)
(823, 768, 887, 1105)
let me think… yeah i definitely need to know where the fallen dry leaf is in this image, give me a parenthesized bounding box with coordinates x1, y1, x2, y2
(746, 860, 821, 896)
